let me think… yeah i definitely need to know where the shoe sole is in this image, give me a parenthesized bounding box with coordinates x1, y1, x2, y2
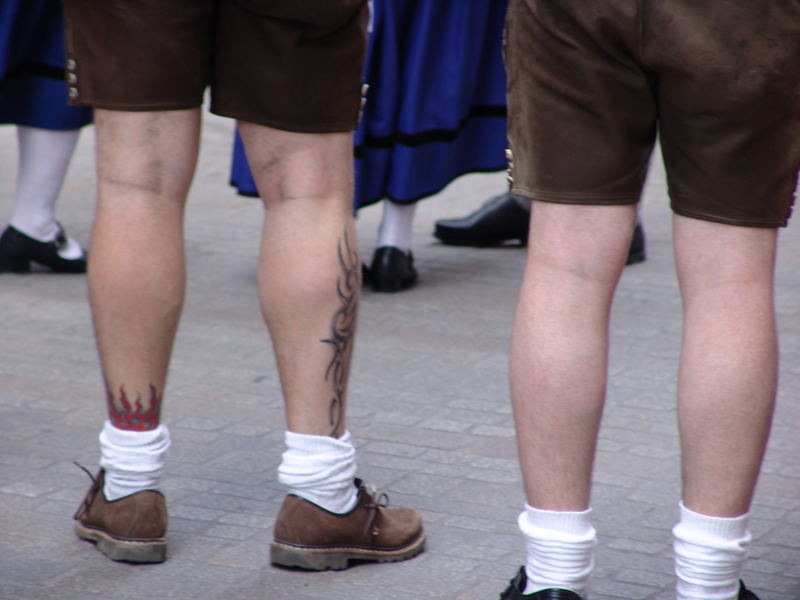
(0, 255, 32, 273)
(75, 522, 166, 563)
(433, 233, 528, 247)
(370, 273, 418, 293)
(270, 531, 426, 571)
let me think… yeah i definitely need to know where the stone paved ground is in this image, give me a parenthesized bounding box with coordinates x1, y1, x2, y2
(1, 116, 798, 600)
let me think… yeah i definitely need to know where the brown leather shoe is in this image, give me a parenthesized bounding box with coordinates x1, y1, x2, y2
(73, 467, 167, 563)
(271, 478, 425, 570)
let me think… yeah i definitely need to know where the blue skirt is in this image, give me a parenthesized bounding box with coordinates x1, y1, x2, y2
(229, 0, 509, 208)
(0, 0, 92, 130)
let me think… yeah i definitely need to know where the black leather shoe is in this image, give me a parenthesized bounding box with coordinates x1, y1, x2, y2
(738, 580, 760, 600)
(499, 567, 584, 600)
(434, 193, 529, 247)
(626, 221, 646, 265)
(0, 224, 87, 273)
(435, 193, 646, 265)
(369, 246, 417, 293)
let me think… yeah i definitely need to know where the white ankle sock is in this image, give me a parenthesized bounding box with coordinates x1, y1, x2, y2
(518, 504, 596, 595)
(11, 126, 80, 242)
(277, 430, 358, 514)
(377, 201, 416, 251)
(99, 421, 171, 501)
(673, 502, 751, 600)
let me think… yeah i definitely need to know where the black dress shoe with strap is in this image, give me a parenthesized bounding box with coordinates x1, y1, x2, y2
(0, 224, 87, 273)
(499, 567, 584, 600)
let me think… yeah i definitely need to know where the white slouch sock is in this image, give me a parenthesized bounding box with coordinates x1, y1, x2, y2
(99, 421, 171, 501)
(673, 503, 751, 600)
(277, 430, 358, 514)
(11, 126, 80, 247)
(378, 201, 416, 251)
(518, 504, 596, 595)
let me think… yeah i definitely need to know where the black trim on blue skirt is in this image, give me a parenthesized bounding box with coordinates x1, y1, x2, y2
(354, 104, 507, 157)
(0, 62, 65, 91)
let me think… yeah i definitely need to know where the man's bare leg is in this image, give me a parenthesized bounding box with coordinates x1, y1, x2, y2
(672, 215, 777, 600)
(239, 122, 359, 510)
(73, 109, 200, 563)
(237, 123, 358, 439)
(511, 202, 637, 510)
(89, 109, 199, 430)
(239, 122, 424, 570)
(510, 201, 636, 594)
(674, 215, 777, 516)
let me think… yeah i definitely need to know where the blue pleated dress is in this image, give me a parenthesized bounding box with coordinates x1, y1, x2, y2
(0, 0, 92, 130)
(229, 0, 509, 209)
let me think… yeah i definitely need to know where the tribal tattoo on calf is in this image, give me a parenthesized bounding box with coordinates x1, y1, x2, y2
(320, 230, 360, 438)
(106, 383, 162, 431)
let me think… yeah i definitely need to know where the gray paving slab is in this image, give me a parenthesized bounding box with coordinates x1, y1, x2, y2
(1, 114, 799, 599)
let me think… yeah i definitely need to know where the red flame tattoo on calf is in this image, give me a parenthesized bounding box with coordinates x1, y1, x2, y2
(106, 384, 162, 431)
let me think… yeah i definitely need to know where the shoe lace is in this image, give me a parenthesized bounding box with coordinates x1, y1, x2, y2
(72, 462, 101, 520)
(359, 481, 390, 537)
